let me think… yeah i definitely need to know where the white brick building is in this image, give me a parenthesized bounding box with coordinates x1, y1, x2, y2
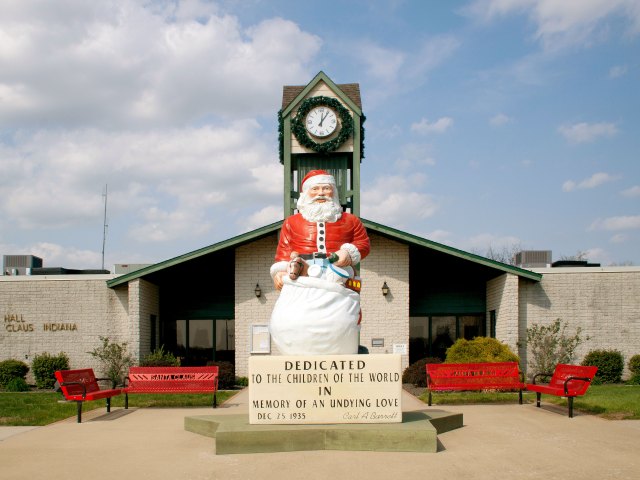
(3, 222, 639, 381)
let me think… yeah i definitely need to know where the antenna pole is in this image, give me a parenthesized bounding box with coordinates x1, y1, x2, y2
(101, 184, 108, 270)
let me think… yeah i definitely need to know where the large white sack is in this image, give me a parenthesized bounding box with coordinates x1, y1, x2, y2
(270, 276, 360, 355)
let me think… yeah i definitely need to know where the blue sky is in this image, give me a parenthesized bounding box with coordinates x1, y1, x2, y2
(1, 0, 639, 270)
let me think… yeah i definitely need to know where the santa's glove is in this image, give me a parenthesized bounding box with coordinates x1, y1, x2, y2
(288, 257, 307, 279)
(333, 249, 353, 267)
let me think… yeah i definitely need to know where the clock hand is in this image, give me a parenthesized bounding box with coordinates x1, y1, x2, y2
(319, 111, 328, 126)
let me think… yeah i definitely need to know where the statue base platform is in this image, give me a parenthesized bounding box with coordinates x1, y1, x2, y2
(184, 409, 462, 454)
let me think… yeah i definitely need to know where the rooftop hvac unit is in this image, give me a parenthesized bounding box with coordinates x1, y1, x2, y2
(514, 250, 552, 268)
(2, 255, 43, 275)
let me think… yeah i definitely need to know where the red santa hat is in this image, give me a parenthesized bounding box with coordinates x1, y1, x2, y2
(301, 169, 336, 192)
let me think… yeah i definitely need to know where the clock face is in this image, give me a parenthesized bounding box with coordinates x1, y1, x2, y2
(305, 106, 338, 138)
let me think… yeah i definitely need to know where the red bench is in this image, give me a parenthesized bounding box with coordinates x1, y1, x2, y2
(526, 364, 598, 418)
(54, 369, 122, 423)
(425, 362, 525, 406)
(123, 366, 219, 409)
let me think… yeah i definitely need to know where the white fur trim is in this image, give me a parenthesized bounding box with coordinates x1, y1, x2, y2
(302, 174, 336, 191)
(270, 261, 288, 279)
(340, 243, 361, 265)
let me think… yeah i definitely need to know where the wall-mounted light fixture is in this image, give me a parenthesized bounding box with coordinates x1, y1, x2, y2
(254, 283, 262, 298)
(381, 281, 390, 296)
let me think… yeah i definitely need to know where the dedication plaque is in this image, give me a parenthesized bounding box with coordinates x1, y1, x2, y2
(249, 354, 402, 424)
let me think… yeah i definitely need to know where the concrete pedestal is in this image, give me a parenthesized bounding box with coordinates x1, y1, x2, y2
(184, 409, 462, 454)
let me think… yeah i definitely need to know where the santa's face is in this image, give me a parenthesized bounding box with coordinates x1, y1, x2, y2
(307, 184, 334, 203)
(297, 183, 342, 223)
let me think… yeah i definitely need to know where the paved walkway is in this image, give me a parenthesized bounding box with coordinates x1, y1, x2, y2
(1, 389, 638, 480)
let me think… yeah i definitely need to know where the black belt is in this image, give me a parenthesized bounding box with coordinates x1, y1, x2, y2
(299, 253, 327, 260)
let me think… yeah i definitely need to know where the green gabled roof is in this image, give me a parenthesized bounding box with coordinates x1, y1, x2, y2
(107, 217, 541, 288)
(281, 71, 362, 118)
(361, 218, 542, 282)
(106, 221, 284, 288)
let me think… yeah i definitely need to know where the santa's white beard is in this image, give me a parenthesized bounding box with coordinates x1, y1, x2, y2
(298, 195, 343, 223)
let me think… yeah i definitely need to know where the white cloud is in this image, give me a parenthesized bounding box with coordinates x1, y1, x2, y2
(242, 205, 283, 232)
(490, 113, 512, 126)
(361, 175, 438, 227)
(609, 64, 628, 78)
(558, 122, 617, 143)
(463, 0, 640, 50)
(0, 122, 279, 241)
(411, 117, 454, 135)
(0, 1, 321, 128)
(590, 215, 640, 231)
(562, 172, 618, 192)
(30, 242, 102, 270)
(621, 186, 640, 198)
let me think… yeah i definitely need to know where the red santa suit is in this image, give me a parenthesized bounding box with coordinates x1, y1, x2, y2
(275, 212, 370, 263)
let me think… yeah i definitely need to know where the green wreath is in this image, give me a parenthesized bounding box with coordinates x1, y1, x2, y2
(291, 96, 354, 153)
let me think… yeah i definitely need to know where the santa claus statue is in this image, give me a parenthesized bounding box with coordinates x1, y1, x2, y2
(269, 169, 370, 355)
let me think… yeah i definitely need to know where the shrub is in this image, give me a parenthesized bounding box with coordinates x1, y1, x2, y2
(402, 357, 442, 387)
(235, 376, 249, 387)
(629, 355, 640, 375)
(87, 337, 135, 386)
(523, 319, 585, 379)
(445, 337, 519, 364)
(0, 359, 29, 388)
(207, 361, 235, 389)
(140, 346, 180, 367)
(628, 355, 640, 385)
(582, 349, 624, 384)
(5, 377, 30, 392)
(31, 352, 70, 389)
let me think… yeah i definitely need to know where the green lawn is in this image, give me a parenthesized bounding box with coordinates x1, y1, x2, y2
(2, 385, 638, 426)
(0, 390, 239, 426)
(419, 384, 640, 419)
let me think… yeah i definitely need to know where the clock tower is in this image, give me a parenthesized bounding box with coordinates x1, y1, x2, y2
(279, 72, 364, 217)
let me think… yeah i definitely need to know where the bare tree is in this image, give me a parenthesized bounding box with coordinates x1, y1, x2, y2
(559, 250, 588, 261)
(483, 242, 523, 265)
(608, 260, 635, 266)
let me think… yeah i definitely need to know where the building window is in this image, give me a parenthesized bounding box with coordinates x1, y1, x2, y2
(163, 318, 235, 366)
(409, 314, 486, 363)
